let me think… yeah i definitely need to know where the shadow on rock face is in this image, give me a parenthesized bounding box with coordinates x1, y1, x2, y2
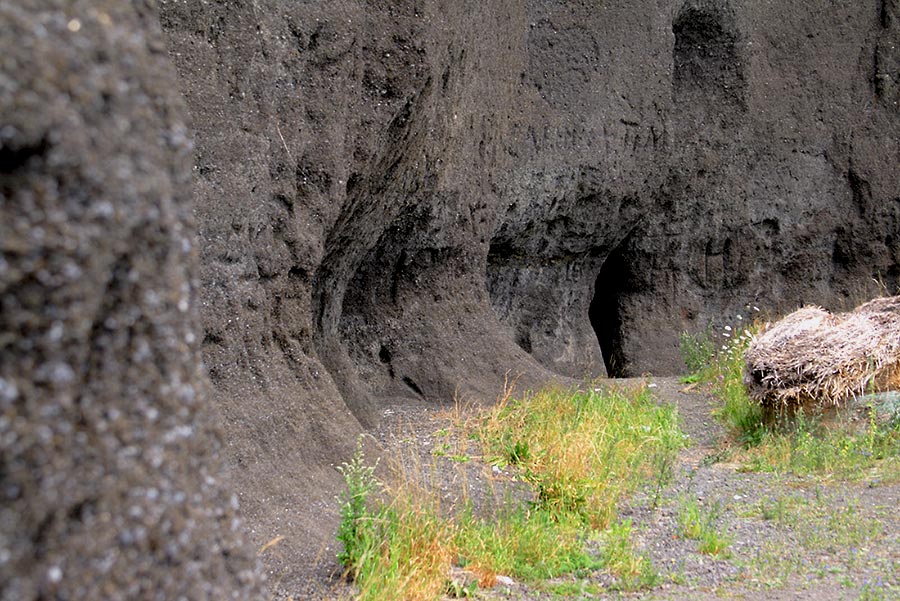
(673, 0, 747, 114)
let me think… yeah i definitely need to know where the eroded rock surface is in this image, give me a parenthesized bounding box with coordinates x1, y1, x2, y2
(155, 0, 900, 589)
(0, 2, 262, 598)
(3, 0, 899, 596)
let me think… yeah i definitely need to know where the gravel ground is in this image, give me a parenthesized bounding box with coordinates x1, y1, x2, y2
(314, 377, 900, 600)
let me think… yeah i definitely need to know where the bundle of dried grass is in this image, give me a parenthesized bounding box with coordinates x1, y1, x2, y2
(744, 296, 900, 408)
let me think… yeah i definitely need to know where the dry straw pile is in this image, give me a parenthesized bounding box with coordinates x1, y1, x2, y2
(744, 296, 900, 408)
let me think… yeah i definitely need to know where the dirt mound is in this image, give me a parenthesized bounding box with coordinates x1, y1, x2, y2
(745, 297, 900, 408)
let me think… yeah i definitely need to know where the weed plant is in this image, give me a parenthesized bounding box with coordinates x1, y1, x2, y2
(337, 446, 453, 601)
(679, 328, 716, 379)
(681, 320, 764, 444)
(477, 384, 684, 528)
(336, 384, 684, 598)
(599, 519, 660, 589)
(675, 497, 731, 556)
(336, 444, 380, 570)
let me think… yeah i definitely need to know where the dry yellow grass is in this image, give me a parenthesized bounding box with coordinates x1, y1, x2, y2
(354, 485, 454, 601)
(744, 296, 900, 408)
(477, 381, 681, 529)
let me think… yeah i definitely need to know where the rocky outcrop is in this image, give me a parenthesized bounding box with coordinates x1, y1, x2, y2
(3, 0, 898, 596)
(494, 0, 900, 377)
(157, 0, 899, 588)
(158, 2, 555, 588)
(0, 2, 262, 598)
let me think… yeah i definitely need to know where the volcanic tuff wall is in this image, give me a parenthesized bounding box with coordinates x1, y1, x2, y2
(2, 0, 899, 596)
(0, 1, 262, 599)
(157, 0, 900, 585)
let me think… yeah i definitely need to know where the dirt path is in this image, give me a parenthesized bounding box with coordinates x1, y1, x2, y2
(622, 378, 900, 601)
(314, 377, 900, 600)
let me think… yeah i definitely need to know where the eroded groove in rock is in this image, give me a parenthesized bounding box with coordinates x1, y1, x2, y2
(875, 0, 900, 109)
(673, 0, 746, 112)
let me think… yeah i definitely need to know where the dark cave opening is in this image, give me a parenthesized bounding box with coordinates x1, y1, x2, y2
(589, 244, 630, 378)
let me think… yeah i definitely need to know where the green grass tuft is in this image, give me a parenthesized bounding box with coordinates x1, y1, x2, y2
(477, 384, 684, 528)
(336, 443, 381, 570)
(455, 506, 601, 584)
(676, 497, 731, 557)
(679, 328, 716, 376)
(599, 519, 660, 590)
(336, 384, 685, 598)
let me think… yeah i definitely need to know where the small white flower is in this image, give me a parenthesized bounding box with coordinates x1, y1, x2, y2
(724, 325, 732, 331)
(736, 314, 743, 320)
(753, 306, 760, 312)
(723, 332, 730, 337)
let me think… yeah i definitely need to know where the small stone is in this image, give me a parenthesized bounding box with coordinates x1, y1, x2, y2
(0, 378, 18, 404)
(47, 565, 62, 583)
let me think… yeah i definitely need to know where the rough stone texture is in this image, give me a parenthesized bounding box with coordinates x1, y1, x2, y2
(5, 0, 896, 596)
(0, 1, 262, 599)
(496, 0, 900, 378)
(152, 0, 900, 591)
(157, 2, 555, 591)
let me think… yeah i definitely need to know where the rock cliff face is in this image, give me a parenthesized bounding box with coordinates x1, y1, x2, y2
(0, 1, 262, 599)
(3, 0, 899, 595)
(156, 0, 900, 587)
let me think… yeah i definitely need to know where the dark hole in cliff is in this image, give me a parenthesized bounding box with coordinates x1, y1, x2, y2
(589, 244, 630, 378)
(403, 376, 423, 396)
(378, 344, 396, 379)
(0, 136, 49, 172)
(672, 0, 745, 109)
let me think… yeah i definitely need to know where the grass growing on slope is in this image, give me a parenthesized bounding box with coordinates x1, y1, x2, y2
(336, 383, 684, 599)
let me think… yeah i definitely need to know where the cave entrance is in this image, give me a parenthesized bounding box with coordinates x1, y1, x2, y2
(589, 243, 630, 378)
